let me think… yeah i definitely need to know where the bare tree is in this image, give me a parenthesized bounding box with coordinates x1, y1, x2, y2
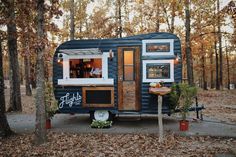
(185, 0, 194, 86)
(35, 0, 47, 145)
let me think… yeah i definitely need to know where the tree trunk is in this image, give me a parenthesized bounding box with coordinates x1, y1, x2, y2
(23, 35, 32, 96)
(0, 38, 13, 138)
(214, 4, 220, 90)
(7, 0, 22, 112)
(70, 0, 75, 40)
(226, 46, 230, 89)
(155, 0, 160, 32)
(170, 0, 176, 33)
(201, 42, 207, 90)
(30, 62, 37, 89)
(185, 0, 194, 86)
(210, 50, 214, 89)
(118, 0, 122, 38)
(24, 55, 32, 96)
(217, 0, 223, 89)
(35, 0, 47, 145)
(79, 1, 82, 39)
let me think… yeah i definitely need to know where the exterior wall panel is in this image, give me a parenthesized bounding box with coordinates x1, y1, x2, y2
(53, 33, 182, 114)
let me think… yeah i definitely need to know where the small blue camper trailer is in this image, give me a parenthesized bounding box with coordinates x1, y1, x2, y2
(53, 32, 183, 121)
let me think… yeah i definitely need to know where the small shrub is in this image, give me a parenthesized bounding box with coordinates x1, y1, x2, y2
(45, 81, 58, 119)
(90, 120, 112, 129)
(169, 83, 197, 120)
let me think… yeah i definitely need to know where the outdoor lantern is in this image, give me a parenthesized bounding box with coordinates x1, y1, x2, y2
(109, 49, 114, 61)
(174, 54, 180, 64)
(57, 53, 63, 63)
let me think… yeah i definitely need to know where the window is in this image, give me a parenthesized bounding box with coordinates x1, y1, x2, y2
(142, 39, 174, 56)
(57, 49, 114, 85)
(146, 43, 170, 52)
(69, 59, 102, 78)
(143, 60, 174, 82)
(146, 63, 170, 79)
(124, 50, 134, 80)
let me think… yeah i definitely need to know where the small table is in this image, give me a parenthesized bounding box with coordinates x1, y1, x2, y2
(149, 87, 171, 143)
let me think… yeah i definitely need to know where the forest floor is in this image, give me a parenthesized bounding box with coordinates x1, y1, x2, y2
(197, 89, 236, 124)
(1, 85, 236, 156)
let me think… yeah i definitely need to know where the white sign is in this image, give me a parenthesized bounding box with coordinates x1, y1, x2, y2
(59, 92, 82, 109)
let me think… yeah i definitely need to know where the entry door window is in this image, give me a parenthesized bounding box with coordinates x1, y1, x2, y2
(124, 50, 134, 80)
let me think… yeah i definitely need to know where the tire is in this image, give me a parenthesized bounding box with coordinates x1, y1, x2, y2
(90, 110, 114, 121)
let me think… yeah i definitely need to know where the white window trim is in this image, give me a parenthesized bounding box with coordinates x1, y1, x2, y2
(142, 60, 174, 83)
(142, 39, 174, 56)
(58, 52, 114, 85)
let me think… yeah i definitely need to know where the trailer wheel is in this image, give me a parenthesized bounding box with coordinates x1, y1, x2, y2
(90, 110, 113, 121)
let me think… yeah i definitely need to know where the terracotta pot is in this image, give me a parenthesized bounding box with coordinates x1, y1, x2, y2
(179, 120, 189, 131)
(46, 119, 51, 129)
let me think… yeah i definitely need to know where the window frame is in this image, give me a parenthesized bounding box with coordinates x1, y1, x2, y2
(58, 52, 114, 86)
(142, 39, 174, 56)
(142, 60, 174, 82)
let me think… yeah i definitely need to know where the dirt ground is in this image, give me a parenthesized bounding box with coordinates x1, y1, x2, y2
(197, 89, 236, 123)
(2, 85, 236, 156)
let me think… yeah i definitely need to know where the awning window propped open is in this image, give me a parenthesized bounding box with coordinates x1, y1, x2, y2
(59, 48, 102, 55)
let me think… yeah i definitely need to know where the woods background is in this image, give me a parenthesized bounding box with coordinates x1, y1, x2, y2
(1, 0, 236, 93)
(0, 0, 236, 91)
(0, 0, 236, 145)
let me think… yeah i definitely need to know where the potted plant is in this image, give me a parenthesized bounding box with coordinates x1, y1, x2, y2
(45, 81, 58, 129)
(178, 83, 197, 131)
(90, 120, 112, 129)
(169, 83, 197, 131)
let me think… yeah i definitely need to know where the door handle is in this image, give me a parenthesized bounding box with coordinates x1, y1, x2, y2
(119, 77, 123, 80)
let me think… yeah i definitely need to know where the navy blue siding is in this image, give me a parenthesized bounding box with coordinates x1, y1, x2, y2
(53, 32, 182, 114)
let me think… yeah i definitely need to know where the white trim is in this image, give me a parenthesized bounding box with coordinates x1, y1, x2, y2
(58, 52, 113, 85)
(58, 78, 114, 85)
(142, 39, 174, 56)
(59, 48, 102, 55)
(142, 60, 174, 82)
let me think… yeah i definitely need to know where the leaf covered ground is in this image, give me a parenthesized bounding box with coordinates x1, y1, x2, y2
(198, 89, 236, 123)
(0, 132, 235, 157)
(3, 86, 236, 156)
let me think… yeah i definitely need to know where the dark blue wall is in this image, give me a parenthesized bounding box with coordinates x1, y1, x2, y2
(53, 32, 182, 114)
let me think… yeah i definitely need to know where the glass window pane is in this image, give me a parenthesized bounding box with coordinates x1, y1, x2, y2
(124, 66, 134, 80)
(124, 50, 134, 81)
(146, 63, 170, 79)
(124, 51, 133, 65)
(69, 59, 102, 78)
(146, 43, 170, 52)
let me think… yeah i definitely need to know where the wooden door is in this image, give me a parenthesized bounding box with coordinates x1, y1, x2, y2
(118, 47, 140, 111)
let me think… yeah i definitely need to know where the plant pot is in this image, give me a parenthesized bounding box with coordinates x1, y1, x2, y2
(46, 119, 51, 129)
(179, 120, 189, 131)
